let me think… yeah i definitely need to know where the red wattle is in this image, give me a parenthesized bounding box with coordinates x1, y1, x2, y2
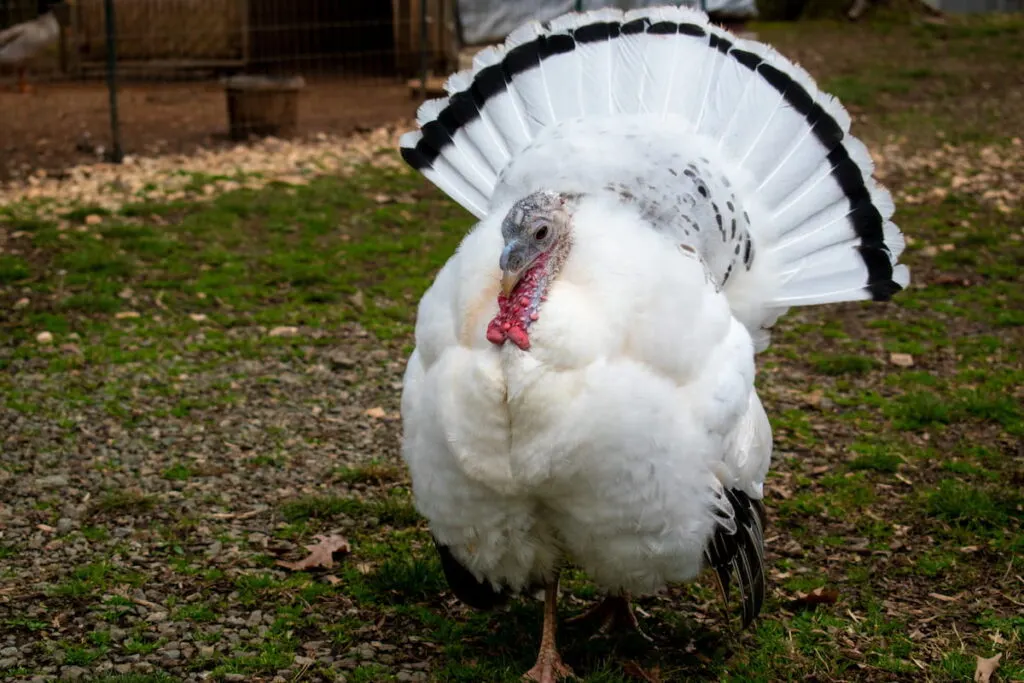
(506, 325, 530, 350)
(486, 321, 507, 345)
(486, 254, 549, 350)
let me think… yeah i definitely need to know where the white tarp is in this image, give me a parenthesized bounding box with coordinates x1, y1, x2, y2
(457, 0, 757, 46)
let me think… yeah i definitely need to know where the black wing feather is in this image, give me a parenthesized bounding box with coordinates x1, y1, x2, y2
(433, 538, 509, 611)
(704, 488, 768, 629)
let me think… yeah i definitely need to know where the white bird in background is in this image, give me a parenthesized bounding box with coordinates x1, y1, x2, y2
(0, 1, 69, 94)
(399, 6, 909, 681)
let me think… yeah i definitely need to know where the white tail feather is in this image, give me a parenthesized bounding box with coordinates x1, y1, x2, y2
(400, 6, 909, 343)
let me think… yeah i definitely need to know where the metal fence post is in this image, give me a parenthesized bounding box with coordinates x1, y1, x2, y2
(418, 0, 428, 99)
(103, 0, 123, 163)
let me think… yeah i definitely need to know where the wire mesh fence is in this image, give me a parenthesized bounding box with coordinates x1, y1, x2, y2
(0, 0, 763, 181)
(0, 0, 461, 180)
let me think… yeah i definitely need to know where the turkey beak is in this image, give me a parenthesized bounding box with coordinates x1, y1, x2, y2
(499, 241, 525, 297)
(500, 271, 520, 297)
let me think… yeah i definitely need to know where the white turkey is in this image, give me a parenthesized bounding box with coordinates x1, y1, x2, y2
(398, 6, 909, 681)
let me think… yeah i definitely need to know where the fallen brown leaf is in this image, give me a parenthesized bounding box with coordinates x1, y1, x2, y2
(974, 653, 1001, 683)
(276, 534, 350, 571)
(934, 274, 971, 287)
(790, 586, 840, 610)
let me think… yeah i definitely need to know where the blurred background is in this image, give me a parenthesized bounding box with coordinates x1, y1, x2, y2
(5, 0, 1006, 182)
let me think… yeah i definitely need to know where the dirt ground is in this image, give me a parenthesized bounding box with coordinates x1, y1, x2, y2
(0, 77, 418, 182)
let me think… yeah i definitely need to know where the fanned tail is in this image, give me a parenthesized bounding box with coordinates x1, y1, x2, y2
(399, 5, 909, 325)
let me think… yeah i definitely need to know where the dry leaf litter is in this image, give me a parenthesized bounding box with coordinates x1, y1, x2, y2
(0, 124, 413, 217)
(872, 136, 1024, 216)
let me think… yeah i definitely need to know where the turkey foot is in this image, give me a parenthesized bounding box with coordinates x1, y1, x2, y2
(523, 578, 575, 683)
(569, 594, 652, 642)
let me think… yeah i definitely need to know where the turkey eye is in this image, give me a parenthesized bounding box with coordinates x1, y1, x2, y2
(534, 225, 549, 241)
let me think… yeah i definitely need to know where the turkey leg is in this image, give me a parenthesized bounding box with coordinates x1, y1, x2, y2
(568, 593, 652, 642)
(523, 576, 574, 683)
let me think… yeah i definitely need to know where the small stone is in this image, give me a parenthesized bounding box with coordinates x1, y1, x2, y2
(246, 610, 263, 627)
(269, 326, 298, 338)
(328, 351, 356, 369)
(36, 331, 53, 344)
(162, 649, 180, 660)
(57, 518, 74, 533)
(224, 675, 247, 682)
(890, 353, 914, 368)
(36, 474, 68, 488)
(0, 657, 19, 669)
(60, 666, 89, 681)
(189, 313, 208, 322)
(0, 646, 18, 657)
(84, 214, 103, 225)
(294, 655, 314, 666)
(146, 611, 168, 623)
(13, 297, 29, 309)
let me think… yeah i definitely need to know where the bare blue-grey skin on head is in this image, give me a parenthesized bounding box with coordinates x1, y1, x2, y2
(498, 191, 577, 296)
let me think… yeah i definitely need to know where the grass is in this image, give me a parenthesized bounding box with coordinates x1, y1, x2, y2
(1, 12, 1023, 683)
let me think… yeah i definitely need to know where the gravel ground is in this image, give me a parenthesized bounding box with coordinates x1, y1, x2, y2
(1, 322, 411, 682)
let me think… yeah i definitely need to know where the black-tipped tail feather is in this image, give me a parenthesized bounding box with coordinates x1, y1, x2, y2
(398, 6, 909, 305)
(704, 489, 767, 629)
